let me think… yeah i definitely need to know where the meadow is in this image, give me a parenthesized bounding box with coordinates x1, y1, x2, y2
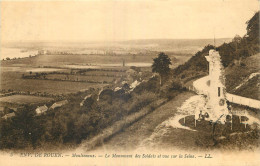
(45, 74, 117, 83)
(0, 53, 186, 95)
(1, 72, 106, 95)
(0, 95, 53, 105)
(0, 62, 121, 95)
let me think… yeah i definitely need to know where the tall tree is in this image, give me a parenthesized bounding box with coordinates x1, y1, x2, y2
(152, 52, 172, 85)
(246, 11, 259, 43)
(245, 11, 259, 54)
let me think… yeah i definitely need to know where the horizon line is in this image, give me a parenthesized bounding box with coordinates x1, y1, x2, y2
(2, 37, 233, 43)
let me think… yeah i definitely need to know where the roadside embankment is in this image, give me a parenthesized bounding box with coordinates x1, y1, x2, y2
(78, 98, 167, 151)
(86, 91, 195, 151)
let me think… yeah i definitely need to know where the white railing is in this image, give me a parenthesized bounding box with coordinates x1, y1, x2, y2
(190, 76, 260, 109)
(226, 93, 260, 109)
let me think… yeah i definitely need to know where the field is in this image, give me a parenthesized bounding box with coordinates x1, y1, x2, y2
(1, 54, 154, 67)
(0, 39, 206, 96)
(0, 54, 185, 95)
(0, 95, 53, 105)
(1, 73, 106, 95)
(45, 74, 117, 83)
(1, 53, 188, 69)
(0, 67, 108, 94)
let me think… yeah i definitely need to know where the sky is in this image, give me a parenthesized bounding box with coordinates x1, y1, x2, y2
(1, 0, 259, 42)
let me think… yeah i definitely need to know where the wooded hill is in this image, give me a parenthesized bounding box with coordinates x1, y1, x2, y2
(173, 12, 259, 99)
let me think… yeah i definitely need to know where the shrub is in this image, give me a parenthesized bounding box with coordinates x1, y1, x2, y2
(126, 91, 157, 114)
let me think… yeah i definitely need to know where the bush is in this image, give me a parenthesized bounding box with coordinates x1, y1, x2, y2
(133, 76, 160, 94)
(126, 91, 157, 114)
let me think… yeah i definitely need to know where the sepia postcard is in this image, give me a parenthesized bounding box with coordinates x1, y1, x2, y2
(0, 0, 259, 165)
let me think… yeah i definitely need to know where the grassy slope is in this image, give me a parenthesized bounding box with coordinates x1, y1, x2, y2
(225, 53, 260, 100)
(94, 91, 195, 151)
(234, 75, 260, 100)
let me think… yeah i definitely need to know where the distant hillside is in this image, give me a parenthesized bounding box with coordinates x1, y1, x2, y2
(118, 38, 232, 54)
(121, 38, 231, 47)
(173, 11, 260, 100)
(2, 38, 231, 56)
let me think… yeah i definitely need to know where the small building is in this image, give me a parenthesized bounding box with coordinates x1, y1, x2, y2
(35, 105, 48, 115)
(50, 100, 68, 109)
(129, 80, 141, 92)
(114, 87, 122, 92)
(2, 112, 15, 120)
